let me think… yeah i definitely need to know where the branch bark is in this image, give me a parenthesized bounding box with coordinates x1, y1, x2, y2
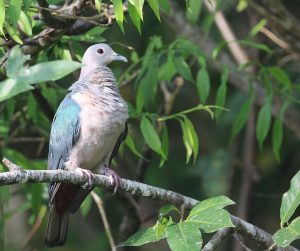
(0, 162, 298, 251)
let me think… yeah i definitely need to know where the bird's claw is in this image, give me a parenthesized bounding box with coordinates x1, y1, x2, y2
(79, 169, 95, 190)
(101, 167, 121, 194)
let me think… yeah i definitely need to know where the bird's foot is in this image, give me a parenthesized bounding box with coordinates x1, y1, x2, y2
(100, 167, 121, 194)
(77, 168, 95, 190)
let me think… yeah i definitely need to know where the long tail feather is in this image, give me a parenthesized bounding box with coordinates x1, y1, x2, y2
(45, 204, 70, 247)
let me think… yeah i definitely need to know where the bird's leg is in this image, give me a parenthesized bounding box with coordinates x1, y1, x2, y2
(76, 168, 96, 190)
(100, 167, 122, 194)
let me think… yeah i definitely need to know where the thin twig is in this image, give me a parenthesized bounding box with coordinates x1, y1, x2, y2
(91, 191, 116, 251)
(202, 228, 233, 251)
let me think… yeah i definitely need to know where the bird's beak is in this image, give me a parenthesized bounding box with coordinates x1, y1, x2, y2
(112, 53, 128, 62)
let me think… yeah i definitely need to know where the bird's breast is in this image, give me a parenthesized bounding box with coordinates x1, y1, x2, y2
(67, 91, 128, 171)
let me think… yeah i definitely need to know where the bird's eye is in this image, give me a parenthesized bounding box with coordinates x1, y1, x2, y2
(97, 48, 104, 54)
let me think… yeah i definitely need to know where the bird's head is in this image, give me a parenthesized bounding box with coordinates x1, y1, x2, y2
(79, 43, 127, 80)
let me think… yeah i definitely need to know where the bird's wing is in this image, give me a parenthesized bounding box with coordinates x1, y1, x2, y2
(109, 122, 128, 164)
(48, 94, 81, 198)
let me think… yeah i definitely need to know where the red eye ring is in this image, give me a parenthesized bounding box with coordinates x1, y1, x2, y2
(97, 48, 104, 54)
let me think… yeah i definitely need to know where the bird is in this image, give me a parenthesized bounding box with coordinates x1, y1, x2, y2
(45, 43, 128, 247)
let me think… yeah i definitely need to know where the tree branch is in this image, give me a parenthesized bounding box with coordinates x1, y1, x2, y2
(202, 228, 233, 251)
(0, 159, 298, 251)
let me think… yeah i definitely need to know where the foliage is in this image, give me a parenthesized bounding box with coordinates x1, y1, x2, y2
(119, 196, 235, 250)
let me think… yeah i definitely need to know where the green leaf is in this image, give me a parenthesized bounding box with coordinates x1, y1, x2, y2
(113, 0, 124, 32)
(128, 2, 141, 34)
(236, 0, 248, 12)
(0, 0, 5, 35)
(230, 94, 253, 141)
(188, 196, 235, 219)
(189, 208, 234, 233)
(256, 102, 272, 150)
(4, 22, 23, 44)
(250, 19, 267, 37)
(125, 133, 143, 158)
(148, 0, 160, 21)
(215, 68, 228, 120)
(18, 11, 32, 36)
(273, 217, 300, 247)
(129, 0, 144, 20)
(166, 222, 203, 251)
(119, 226, 166, 247)
(17, 60, 81, 84)
(8, 0, 22, 27)
(159, 205, 179, 216)
(268, 67, 292, 90)
(0, 60, 81, 102)
(186, 0, 202, 24)
(95, 0, 102, 12)
(22, 0, 32, 11)
(6, 46, 30, 78)
(196, 67, 210, 103)
(173, 56, 192, 81)
(140, 116, 165, 158)
(184, 117, 199, 163)
(280, 170, 300, 227)
(158, 52, 177, 82)
(178, 118, 193, 163)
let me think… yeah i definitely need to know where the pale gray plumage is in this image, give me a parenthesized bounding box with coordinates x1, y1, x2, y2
(45, 43, 128, 247)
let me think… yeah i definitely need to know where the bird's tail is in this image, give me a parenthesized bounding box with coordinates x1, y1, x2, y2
(45, 204, 70, 247)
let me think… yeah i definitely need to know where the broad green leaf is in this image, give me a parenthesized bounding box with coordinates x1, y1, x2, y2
(188, 196, 235, 220)
(256, 102, 271, 150)
(280, 170, 300, 226)
(113, 0, 124, 32)
(268, 67, 292, 90)
(166, 222, 202, 251)
(159, 0, 170, 14)
(196, 67, 210, 103)
(158, 52, 177, 82)
(0, 0, 5, 35)
(128, 2, 141, 34)
(6, 46, 30, 78)
(129, 0, 144, 20)
(119, 226, 166, 246)
(17, 60, 81, 84)
(63, 26, 106, 43)
(184, 117, 199, 163)
(230, 94, 253, 141)
(8, 0, 22, 27)
(160, 125, 169, 167)
(272, 118, 282, 162)
(125, 133, 143, 158)
(215, 67, 228, 120)
(140, 116, 165, 158)
(159, 205, 179, 216)
(273, 217, 300, 247)
(178, 118, 193, 163)
(95, 0, 102, 12)
(173, 56, 192, 81)
(0, 60, 81, 102)
(189, 208, 234, 233)
(186, 0, 202, 24)
(148, 0, 160, 21)
(18, 11, 32, 36)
